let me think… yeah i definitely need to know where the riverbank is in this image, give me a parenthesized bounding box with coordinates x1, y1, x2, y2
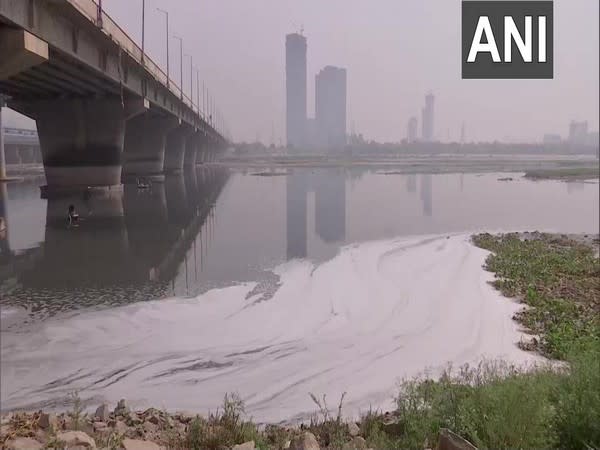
(217, 154, 599, 176)
(2, 232, 598, 449)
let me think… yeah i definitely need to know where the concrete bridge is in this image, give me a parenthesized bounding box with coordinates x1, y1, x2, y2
(0, 167, 230, 312)
(0, 0, 228, 189)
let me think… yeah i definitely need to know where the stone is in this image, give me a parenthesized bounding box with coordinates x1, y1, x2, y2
(4, 437, 43, 450)
(436, 428, 478, 450)
(93, 421, 108, 432)
(232, 441, 255, 450)
(114, 399, 130, 416)
(147, 414, 160, 425)
(342, 436, 367, 450)
(113, 420, 128, 434)
(56, 431, 96, 448)
(94, 404, 110, 421)
(289, 432, 320, 450)
(143, 421, 158, 433)
(348, 421, 361, 437)
(38, 412, 57, 430)
(122, 439, 162, 450)
(1, 424, 10, 436)
(283, 440, 291, 449)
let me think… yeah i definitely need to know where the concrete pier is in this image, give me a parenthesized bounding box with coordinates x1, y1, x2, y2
(183, 133, 200, 167)
(34, 97, 127, 188)
(122, 113, 179, 179)
(164, 125, 193, 173)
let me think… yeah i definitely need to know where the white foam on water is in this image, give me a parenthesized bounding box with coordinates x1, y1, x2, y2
(0, 233, 542, 422)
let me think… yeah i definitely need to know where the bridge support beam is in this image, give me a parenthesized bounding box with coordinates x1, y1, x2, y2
(33, 97, 132, 189)
(122, 112, 178, 180)
(0, 28, 49, 80)
(164, 124, 193, 173)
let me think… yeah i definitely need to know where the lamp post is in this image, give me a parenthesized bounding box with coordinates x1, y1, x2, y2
(173, 35, 183, 100)
(185, 53, 193, 106)
(141, 0, 145, 65)
(157, 8, 169, 88)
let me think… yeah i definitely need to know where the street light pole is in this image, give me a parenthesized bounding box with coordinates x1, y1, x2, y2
(196, 69, 200, 117)
(157, 8, 169, 88)
(141, 0, 145, 65)
(185, 54, 193, 105)
(173, 35, 183, 100)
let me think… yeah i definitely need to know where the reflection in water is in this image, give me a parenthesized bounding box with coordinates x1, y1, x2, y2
(406, 174, 417, 193)
(0, 183, 9, 256)
(314, 169, 346, 243)
(0, 167, 230, 318)
(420, 174, 433, 217)
(566, 181, 585, 194)
(286, 170, 308, 260)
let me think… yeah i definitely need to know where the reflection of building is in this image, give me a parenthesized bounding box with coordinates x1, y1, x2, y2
(315, 66, 347, 149)
(407, 117, 418, 143)
(421, 93, 434, 142)
(314, 169, 346, 243)
(286, 33, 307, 149)
(420, 174, 432, 217)
(286, 170, 308, 259)
(406, 174, 416, 193)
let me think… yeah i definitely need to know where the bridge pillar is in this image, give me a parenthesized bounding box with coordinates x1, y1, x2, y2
(122, 112, 179, 180)
(33, 97, 132, 189)
(183, 132, 200, 167)
(164, 124, 193, 173)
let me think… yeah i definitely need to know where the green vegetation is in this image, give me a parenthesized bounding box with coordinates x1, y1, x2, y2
(348, 233, 600, 450)
(524, 167, 599, 180)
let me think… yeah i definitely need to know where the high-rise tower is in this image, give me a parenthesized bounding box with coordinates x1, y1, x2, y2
(421, 93, 434, 142)
(286, 33, 307, 149)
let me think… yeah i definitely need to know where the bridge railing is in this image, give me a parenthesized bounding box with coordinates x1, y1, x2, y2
(67, 0, 208, 125)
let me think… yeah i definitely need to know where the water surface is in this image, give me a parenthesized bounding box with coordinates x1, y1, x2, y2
(1, 168, 598, 421)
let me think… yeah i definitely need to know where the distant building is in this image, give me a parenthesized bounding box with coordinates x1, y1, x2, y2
(315, 66, 347, 150)
(543, 134, 562, 145)
(286, 33, 307, 149)
(306, 117, 317, 149)
(421, 93, 434, 142)
(568, 121, 588, 145)
(407, 117, 418, 143)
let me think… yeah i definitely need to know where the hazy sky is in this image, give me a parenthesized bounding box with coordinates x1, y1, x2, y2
(5, 0, 600, 143)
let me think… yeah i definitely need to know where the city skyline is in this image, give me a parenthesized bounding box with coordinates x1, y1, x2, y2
(2, 0, 599, 144)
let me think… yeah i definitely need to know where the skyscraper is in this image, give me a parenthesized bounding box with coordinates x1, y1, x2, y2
(315, 66, 347, 149)
(421, 93, 434, 142)
(286, 33, 307, 149)
(407, 116, 418, 143)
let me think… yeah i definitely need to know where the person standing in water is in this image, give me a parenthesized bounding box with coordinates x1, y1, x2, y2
(67, 204, 80, 227)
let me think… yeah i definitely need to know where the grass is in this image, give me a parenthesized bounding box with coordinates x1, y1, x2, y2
(524, 167, 599, 180)
(472, 233, 599, 359)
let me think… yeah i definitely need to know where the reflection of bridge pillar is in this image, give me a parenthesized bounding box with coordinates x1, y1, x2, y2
(31, 97, 145, 188)
(25, 190, 131, 287)
(122, 112, 179, 178)
(123, 183, 174, 277)
(164, 124, 193, 173)
(165, 174, 190, 229)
